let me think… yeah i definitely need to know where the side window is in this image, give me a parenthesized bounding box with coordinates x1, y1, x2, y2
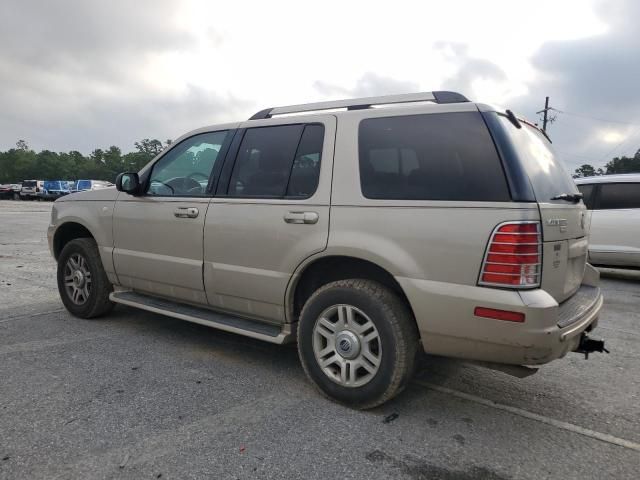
(148, 130, 228, 197)
(358, 112, 511, 201)
(597, 183, 640, 209)
(228, 124, 323, 198)
(286, 124, 324, 197)
(576, 184, 595, 209)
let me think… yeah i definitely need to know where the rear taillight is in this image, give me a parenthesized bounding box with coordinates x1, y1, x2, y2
(479, 221, 542, 288)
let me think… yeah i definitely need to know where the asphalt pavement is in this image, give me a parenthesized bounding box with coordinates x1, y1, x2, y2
(1, 200, 638, 479)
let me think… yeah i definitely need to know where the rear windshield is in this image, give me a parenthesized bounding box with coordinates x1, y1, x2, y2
(23, 180, 36, 187)
(358, 112, 511, 201)
(77, 180, 92, 189)
(44, 180, 63, 190)
(497, 115, 578, 203)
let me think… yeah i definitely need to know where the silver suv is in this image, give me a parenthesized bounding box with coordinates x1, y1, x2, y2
(48, 91, 606, 408)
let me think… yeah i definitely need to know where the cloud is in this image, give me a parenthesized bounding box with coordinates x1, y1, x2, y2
(0, 0, 245, 152)
(434, 42, 507, 98)
(509, 0, 640, 169)
(0, 0, 637, 174)
(314, 73, 420, 99)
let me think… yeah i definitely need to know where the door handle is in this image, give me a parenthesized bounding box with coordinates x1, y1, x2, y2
(284, 211, 319, 224)
(174, 207, 199, 218)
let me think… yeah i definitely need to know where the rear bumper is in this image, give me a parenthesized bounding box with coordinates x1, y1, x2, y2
(397, 265, 604, 365)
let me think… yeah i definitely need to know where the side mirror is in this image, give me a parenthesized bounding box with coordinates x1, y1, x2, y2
(116, 172, 141, 195)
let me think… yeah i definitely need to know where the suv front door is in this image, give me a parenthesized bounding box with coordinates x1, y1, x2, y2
(203, 116, 336, 322)
(112, 129, 234, 303)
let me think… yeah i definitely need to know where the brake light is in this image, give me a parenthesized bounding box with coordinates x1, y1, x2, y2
(479, 221, 541, 288)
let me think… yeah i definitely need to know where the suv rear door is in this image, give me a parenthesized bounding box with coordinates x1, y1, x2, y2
(493, 114, 587, 302)
(203, 115, 336, 322)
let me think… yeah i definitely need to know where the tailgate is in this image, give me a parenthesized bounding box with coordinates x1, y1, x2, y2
(538, 203, 588, 302)
(487, 112, 590, 304)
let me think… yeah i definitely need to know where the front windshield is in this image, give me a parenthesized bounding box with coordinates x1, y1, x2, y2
(497, 114, 579, 203)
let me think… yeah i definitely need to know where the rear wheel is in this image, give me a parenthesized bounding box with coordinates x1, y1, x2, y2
(297, 279, 419, 409)
(57, 238, 114, 318)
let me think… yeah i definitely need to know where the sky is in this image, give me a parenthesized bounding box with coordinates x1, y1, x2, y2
(1, 0, 639, 172)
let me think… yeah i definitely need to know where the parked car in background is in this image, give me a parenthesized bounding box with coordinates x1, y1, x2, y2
(48, 91, 606, 408)
(72, 180, 114, 193)
(0, 184, 22, 200)
(42, 180, 72, 200)
(20, 180, 44, 200)
(575, 174, 640, 267)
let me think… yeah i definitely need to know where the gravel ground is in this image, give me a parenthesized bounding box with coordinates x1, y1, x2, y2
(1, 200, 639, 480)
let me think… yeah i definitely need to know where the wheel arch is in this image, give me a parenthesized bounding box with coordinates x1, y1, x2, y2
(52, 221, 96, 261)
(287, 254, 418, 330)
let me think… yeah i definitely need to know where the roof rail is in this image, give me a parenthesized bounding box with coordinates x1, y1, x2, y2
(248, 91, 470, 120)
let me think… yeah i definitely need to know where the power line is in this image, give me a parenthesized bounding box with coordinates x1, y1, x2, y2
(551, 108, 640, 127)
(536, 96, 640, 167)
(597, 128, 640, 164)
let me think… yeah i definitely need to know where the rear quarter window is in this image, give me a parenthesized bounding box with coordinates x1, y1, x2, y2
(358, 112, 511, 201)
(598, 183, 640, 209)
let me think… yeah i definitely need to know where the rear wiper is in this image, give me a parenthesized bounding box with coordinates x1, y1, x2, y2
(550, 192, 583, 203)
(505, 110, 522, 129)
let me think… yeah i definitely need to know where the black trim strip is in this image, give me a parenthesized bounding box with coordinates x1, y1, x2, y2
(480, 110, 536, 203)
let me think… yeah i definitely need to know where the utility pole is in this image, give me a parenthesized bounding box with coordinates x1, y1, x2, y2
(536, 97, 555, 134)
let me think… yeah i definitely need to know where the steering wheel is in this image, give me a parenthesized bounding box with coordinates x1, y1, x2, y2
(188, 172, 209, 181)
(165, 176, 203, 194)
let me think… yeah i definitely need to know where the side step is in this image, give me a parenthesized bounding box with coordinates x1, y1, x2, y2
(109, 291, 293, 344)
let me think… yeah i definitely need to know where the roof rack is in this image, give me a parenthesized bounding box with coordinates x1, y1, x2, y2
(248, 91, 470, 120)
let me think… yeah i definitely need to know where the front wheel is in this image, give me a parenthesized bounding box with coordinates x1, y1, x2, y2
(57, 238, 114, 318)
(297, 279, 419, 409)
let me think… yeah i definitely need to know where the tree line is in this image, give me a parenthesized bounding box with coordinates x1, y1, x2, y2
(0, 139, 171, 184)
(1, 139, 639, 184)
(573, 149, 640, 178)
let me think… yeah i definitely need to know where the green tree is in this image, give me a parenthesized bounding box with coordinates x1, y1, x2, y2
(103, 146, 124, 181)
(605, 150, 640, 174)
(135, 138, 163, 156)
(574, 164, 596, 177)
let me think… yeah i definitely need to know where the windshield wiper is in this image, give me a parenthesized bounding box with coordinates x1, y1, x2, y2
(550, 192, 583, 203)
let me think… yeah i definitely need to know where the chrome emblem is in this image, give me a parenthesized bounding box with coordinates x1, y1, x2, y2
(546, 218, 568, 227)
(547, 218, 568, 233)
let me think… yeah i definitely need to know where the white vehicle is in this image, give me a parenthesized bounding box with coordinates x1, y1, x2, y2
(73, 180, 114, 193)
(20, 180, 44, 200)
(575, 174, 640, 267)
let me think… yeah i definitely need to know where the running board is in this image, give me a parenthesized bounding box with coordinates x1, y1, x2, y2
(109, 291, 293, 344)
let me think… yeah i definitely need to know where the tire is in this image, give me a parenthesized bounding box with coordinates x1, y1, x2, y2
(57, 238, 114, 318)
(297, 279, 419, 409)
